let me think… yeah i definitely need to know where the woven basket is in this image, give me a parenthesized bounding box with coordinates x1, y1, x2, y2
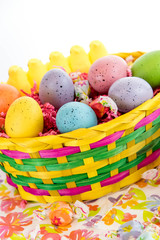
(0, 51, 160, 203)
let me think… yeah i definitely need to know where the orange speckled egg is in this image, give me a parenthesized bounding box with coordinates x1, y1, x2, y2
(0, 84, 21, 114)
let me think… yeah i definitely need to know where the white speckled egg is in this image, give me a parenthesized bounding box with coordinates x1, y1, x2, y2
(56, 102, 98, 133)
(39, 69, 74, 109)
(108, 77, 153, 113)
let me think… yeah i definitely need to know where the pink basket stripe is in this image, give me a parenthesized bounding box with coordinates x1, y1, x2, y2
(23, 186, 50, 196)
(135, 108, 160, 130)
(6, 175, 18, 188)
(138, 148, 160, 169)
(58, 185, 91, 196)
(101, 171, 129, 187)
(2, 150, 30, 159)
(90, 131, 124, 149)
(39, 146, 80, 158)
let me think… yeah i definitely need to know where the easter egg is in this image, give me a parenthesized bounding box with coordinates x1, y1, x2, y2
(5, 96, 43, 137)
(88, 55, 128, 94)
(0, 84, 21, 114)
(56, 102, 98, 133)
(39, 69, 74, 109)
(108, 77, 153, 113)
(131, 50, 160, 88)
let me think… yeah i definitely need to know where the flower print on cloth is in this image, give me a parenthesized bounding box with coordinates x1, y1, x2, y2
(40, 223, 71, 235)
(41, 233, 61, 240)
(95, 182, 160, 233)
(102, 208, 117, 225)
(1, 196, 27, 213)
(1, 168, 160, 240)
(64, 229, 100, 240)
(0, 184, 10, 198)
(0, 212, 32, 239)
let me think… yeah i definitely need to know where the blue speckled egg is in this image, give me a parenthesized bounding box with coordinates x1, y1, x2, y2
(39, 69, 74, 109)
(56, 102, 98, 133)
(108, 77, 153, 113)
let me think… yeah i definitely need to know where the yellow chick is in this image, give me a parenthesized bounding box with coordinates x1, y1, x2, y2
(88, 40, 108, 64)
(27, 59, 47, 90)
(68, 45, 91, 73)
(46, 51, 71, 73)
(7, 66, 31, 95)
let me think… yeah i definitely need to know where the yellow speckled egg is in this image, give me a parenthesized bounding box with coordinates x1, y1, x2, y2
(5, 96, 43, 138)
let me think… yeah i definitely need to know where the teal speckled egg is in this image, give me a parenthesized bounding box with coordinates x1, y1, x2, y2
(56, 102, 98, 133)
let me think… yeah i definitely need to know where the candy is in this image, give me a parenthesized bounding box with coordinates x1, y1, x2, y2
(68, 45, 91, 73)
(74, 80, 91, 104)
(73, 200, 89, 220)
(27, 59, 47, 90)
(142, 169, 159, 181)
(33, 207, 47, 221)
(49, 202, 73, 226)
(90, 95, 118, 118)
(88, 40, 108, 64)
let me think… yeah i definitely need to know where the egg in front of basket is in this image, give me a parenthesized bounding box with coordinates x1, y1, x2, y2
(5, 96, 44, 137)
(56, 102, 98, 133)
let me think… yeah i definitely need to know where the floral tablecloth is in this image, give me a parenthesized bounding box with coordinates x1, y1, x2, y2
(0, 169, 160, 240)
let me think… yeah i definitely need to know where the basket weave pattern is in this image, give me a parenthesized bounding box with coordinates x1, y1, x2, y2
(0, 52, 160, 203)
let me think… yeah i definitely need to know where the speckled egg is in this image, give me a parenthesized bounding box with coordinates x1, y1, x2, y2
(39, 69, 74, 109)
(56, 102, 98, 133)
(88, 55, 128, 94)
(108, 77, 153, 113)
(131, 50, 160, 88)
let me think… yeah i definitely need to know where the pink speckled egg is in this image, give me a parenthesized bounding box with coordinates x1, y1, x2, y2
(88, 55, 128, 93)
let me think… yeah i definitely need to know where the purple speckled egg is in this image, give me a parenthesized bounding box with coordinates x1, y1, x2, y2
(88, 55, 128, 94)
(39, 69, 74, 109)
(108, 77, 153, 113)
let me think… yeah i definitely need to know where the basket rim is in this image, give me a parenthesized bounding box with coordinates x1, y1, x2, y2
(0, 92, 159, 151)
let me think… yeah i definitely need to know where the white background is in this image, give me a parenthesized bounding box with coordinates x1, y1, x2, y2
(0, 0, 160, 82)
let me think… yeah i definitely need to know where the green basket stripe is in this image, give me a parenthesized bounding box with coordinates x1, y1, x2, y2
(135, 124, 160, 144)
(52, 174, 87, 183)
(16, 173, 87, 184)
(116, 126, 145, 146)
(152, 115, 160, 125)
(153, 142, 160, 152)
(137, 137, 160, 155)
(10, 175, 67, 190)
(119, 154, 145, 172)
(22, 158, 58, 166)
(76, 172, 110, 187)
(97, 158, 127, 174)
